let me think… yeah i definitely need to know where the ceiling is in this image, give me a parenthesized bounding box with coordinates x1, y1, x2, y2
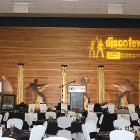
(0, 0, 140, 18)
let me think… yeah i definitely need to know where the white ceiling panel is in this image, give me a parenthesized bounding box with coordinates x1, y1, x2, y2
(0, 0, 139, 17)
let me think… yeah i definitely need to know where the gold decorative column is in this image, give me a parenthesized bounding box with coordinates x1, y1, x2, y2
(139, 66, 140, 105)
(98, 65, 105, 103)
(61, 64, 68, 103)
(17, 63, 24, 104)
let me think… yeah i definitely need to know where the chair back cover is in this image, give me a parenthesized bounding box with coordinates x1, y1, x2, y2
(25, 113, 38, 126)
(7, 118, 23, 130)
(0, 137, 16, 140)
(28, 103, 35, 113)
(29, 125, 46, 140)
(82, 120, 97, 140)
(113, 118, 130, 130)
(130, 112, 139, 121)
(43, 137, 70, 140)
(40, 103, 48, 113)
(107, 104, 115, 113)
(3, 112, 9, 122)
(86, 112, 98, 124)
(0, 114, 3, 124)
(57, 116, 72, 140)
(43, 121, 48, 130)
(128, 104, 135, 113)
(109, 130, 134, 140)
(45, 112, 56, 120)
(57, 116, 71, 129)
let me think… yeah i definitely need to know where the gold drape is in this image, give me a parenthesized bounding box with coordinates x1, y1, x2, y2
(98, 65, 105, 103)
(61, 65, 68, 103)
(139, 67, 140, 105)
(17, 63, 24, 104)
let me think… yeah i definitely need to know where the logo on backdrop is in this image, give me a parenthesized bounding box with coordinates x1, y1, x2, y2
(88, 37, 140, 60)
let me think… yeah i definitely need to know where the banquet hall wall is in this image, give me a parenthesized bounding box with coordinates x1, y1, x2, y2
(0, 27, 139, 106)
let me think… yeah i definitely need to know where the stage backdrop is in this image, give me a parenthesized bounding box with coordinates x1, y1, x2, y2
(0, 27, 139, 106)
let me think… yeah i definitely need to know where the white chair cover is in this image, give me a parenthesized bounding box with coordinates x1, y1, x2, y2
(57, 116, 72, 140)
(117, 114, 130, 121)
(67, 111, 76, 117)
(130, 112, 139, 121)
(57, 130, 72, 140)
(0, 138, 16, 140)
(43, 137, 70, 140)
(82, 120, 98, 140)
(88, 103, 94, 113)
(45, 112, 56, 120)
(25, 113, 38, 127)
(61, 103, 68, 113)
(43, 121, 48, 130)
(86, 112, 98, 124)
(98, 114, 104, 125)
(128, 104, 135, 113)
(40, 103, 48, 113)
(7, 118, 23, 130)
(109, 130, 134, 140)
(67, 111, 76, 121)
(0, 114, 3, 124)
(3, 112, 9, 122)
(113, 118, 130, 130)
(0, 126, 2, 137)
(57, 116, 71, 129)
(29, 125, 46, 140)
(107, 104, 115, 113)
(28, 103, 35, 113)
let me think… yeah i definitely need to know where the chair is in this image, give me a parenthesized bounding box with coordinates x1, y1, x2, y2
(43, 137, 70, 140)
(7, 118, 23, 130)
(113, 117, 130, 130)
(0, 114, 3, 124)
(128, 104, 135, 113)
(3, 112, 9, 122)
(109, 130, 134, 140)
(107, 104, 115, 113)
(67, 111, 76, 121)
(0, 138, 16, 140)
(82, 120, 98, 140)
(130, 112, 139, 121)
(28, 103, 35, 113)
(43, 121, 48, 130)
(29, 125, 46, 140)
(61, 103, 68, 113)
(40, 103, 48, 113)
(88, 103, 94, 113)
(117, 114, 130, 121)
(86, 112, 98, 124)
(57, 116, 72, 140)
(25, 113, 38, 127)
(45, 112, 56, 120)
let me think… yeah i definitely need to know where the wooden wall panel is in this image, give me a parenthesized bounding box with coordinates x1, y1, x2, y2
(0, 27, 139, 106)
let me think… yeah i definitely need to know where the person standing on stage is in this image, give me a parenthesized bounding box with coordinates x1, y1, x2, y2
(27, 79, 47, 104)
(1, 75, 14, 94)
(113, 79, 136, 108)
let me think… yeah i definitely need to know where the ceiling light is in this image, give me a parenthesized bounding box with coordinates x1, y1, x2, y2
(14, 2, 29, 13)
(108, 3, 123, 14)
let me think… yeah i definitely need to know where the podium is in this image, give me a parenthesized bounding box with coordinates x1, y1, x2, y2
(68, 85, 86, 111)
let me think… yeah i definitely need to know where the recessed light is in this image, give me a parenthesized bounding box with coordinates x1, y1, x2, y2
(14, 2, 29, 13)
(108, 3, 123, 14)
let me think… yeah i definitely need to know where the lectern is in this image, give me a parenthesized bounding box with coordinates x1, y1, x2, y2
(68, 85, 86, 111)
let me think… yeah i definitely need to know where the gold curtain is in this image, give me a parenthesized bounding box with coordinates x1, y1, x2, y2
(16, 63, 24, 104)
(61, 64, 68, 103)
(139, 66, 140, 104)
(98, 65, 105, 103)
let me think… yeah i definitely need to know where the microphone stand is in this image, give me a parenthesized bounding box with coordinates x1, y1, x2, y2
(59, 80, 76, 88)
